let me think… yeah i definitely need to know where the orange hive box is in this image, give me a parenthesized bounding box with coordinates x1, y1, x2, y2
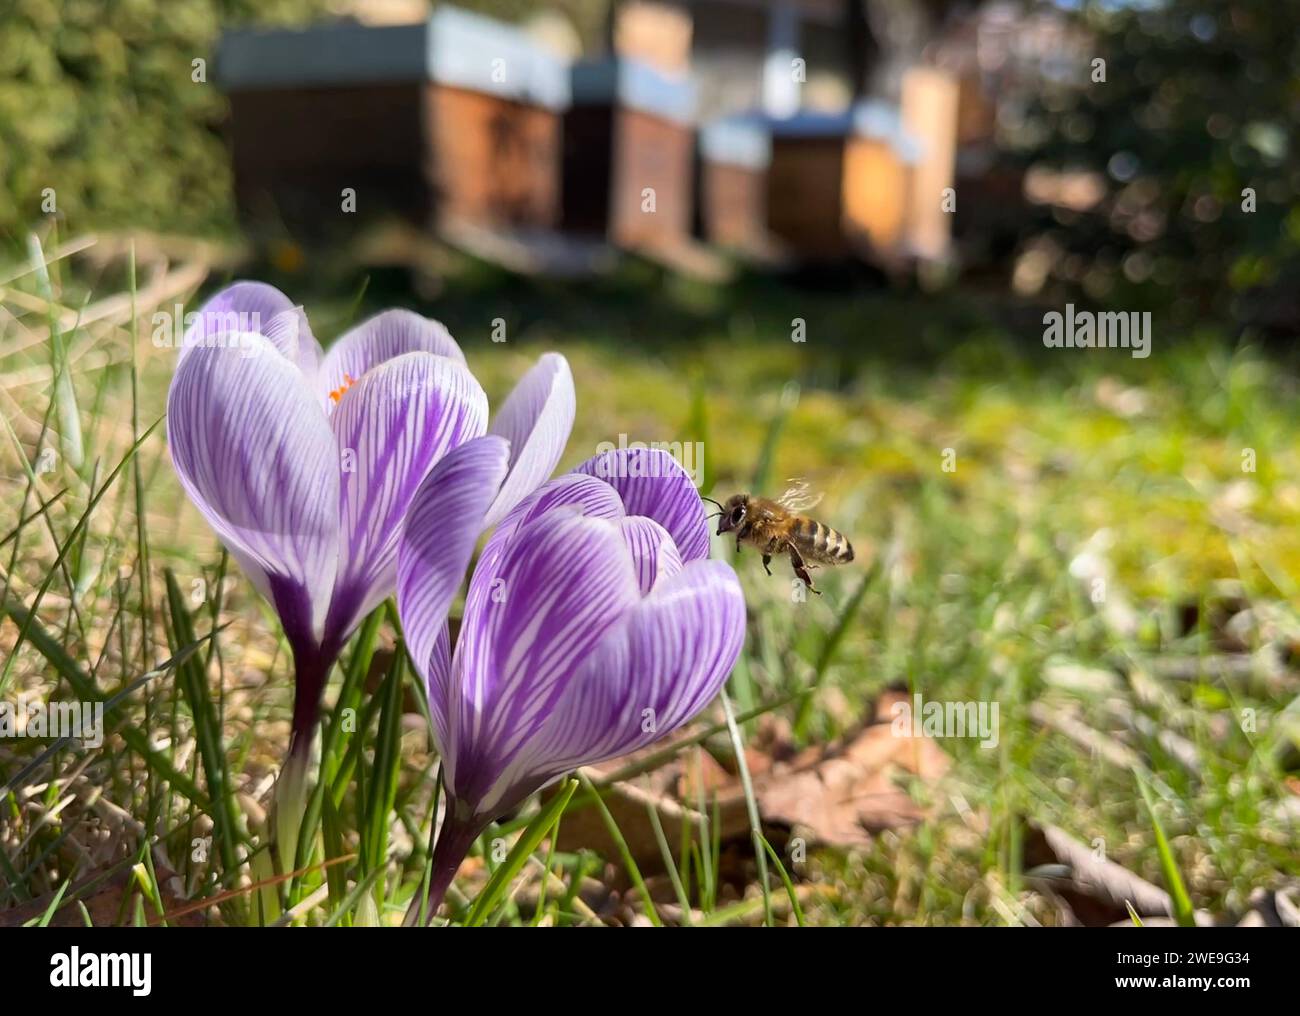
(766, 101, 925, 266)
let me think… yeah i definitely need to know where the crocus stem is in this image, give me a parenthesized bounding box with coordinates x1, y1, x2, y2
(408, 809, 487, 925)
(275, 641, 337, 876)
(288, 643, 336, 763)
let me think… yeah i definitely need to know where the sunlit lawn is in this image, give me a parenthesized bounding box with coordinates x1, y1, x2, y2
(2, 245, 1297, 925)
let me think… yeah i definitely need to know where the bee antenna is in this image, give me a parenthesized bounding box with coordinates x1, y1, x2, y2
(701, 496, 725, 511)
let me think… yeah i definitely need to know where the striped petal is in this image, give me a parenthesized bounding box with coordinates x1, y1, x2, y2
(618, 516, 683, 595)
(181, 281, 321, 379)
(489, 561, 746, 806)
(397, 436, 509, 750)
(572, 447, 710, 561)
(477, 473, 625, 584)
(167, 333, 338, 644)
(448, 511, 640, 809)
(328, 352, 488, 640)
(318, 309, 465, 412)
(482, 353, 575, 529)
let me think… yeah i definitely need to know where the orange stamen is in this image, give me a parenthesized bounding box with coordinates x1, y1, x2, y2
(328, 373, 356, 404)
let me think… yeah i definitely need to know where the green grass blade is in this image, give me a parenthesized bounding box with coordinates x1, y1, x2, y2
(1, 599, 211, 808)
(793, 562, 877, 739)
(0, 626, 221, 801)
(27, 233, 83, 471)
(360, 647, 406, 901)
(643, 787, 691, 925)
(759, 833, 806, 926)
(720, 688, 771, 926)
(0, 415, 162, 695)
(1135, 770, 1196, 927)
(685, 376, 716, 495)
(750, 388, 795, 493)
(127, 241, 154, 667)
(34, 877, 73, 927)
(163, 569, 242, 877)
(0, 487, 66, 548)
(466, 779, 579, 927)
(575, 772, 662, 927)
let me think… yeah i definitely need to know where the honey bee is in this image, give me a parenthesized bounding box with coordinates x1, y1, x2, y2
(705, 481, 853, 595)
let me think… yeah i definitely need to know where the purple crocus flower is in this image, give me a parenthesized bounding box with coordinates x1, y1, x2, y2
(396, 441, 746, 915)
(166, 282, 574, 769)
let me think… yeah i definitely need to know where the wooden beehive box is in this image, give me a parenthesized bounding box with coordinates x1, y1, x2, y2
(217, 8, 570, 239)
(562, 58, 697, 253)
(694, 115, 772, 256)
(765, 102, 923, 265)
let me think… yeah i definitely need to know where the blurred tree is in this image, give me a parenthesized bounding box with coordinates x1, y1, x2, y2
(0, 0, 341, 243)
(1017, 0, 1300, 331)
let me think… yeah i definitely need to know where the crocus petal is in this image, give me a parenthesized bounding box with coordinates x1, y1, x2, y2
(572, 447, 710, 561)
(168, 333, 339, 643)
(397, 436, 509, 748)
(181, 281, 321, 378)
(477, 473, 625, 585)
(424, 622, 452, 754)
(618, 516, 683, 595)
(490, 561, 745, 806)
(328, 353, 488, 639)
(262, 306, 321, 379)
(449, 511, 640, 809)
(482, 353, 575, 530)
(317, 309, 465, 410)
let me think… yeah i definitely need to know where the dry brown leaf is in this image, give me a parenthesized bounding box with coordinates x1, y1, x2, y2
(553, 689, 951, 872)
(752, 690, 950, 848)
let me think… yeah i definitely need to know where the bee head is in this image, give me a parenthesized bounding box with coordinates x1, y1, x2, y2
(715, 494, 749, 535)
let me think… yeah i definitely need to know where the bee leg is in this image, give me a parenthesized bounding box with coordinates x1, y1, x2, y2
(762, 553, 772, 576)
(788, 545, 820, 595)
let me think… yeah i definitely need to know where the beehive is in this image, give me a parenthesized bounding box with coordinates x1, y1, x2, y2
(694, 115, 772, 255)
(217, 8, 570, 238)
(766, 102, 923, 263)
(561, 58, 697, 252)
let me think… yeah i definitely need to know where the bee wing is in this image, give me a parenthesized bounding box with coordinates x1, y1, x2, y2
(776, 478, 824, 513)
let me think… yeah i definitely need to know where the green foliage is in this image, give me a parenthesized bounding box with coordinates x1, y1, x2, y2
(0, 0, 333, 243)
(1019, 0, 1300, 328)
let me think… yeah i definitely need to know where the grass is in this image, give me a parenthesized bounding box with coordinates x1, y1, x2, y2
(1, 235, 1298, 926)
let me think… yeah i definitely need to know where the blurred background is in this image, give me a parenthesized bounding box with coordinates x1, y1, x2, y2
(2, 0, 1297, 324)
(2, 0, 1300, 926)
